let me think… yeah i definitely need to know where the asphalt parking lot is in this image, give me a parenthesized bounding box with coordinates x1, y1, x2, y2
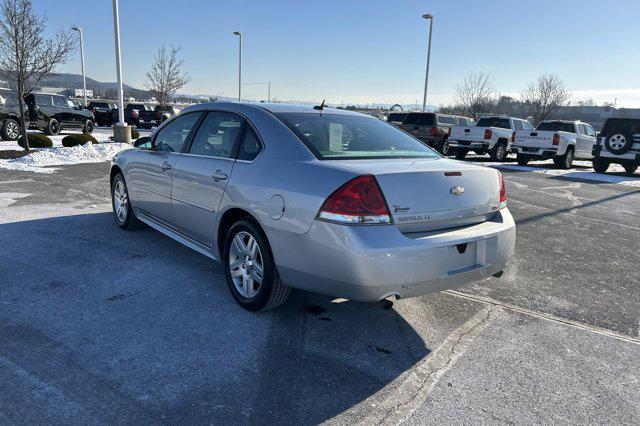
(0, 158, 639, 424)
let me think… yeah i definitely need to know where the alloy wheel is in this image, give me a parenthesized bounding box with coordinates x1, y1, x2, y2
(228, 231, 264, 299)
(6, 121, 19, 139)
(608, 134, 626, 150)
(113, 180, 128, 223)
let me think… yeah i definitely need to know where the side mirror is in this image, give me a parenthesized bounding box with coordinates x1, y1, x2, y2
(133, 136, 152, 149)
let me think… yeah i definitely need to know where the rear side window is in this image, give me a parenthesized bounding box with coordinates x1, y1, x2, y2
(476, 117, 510, 129)
(601, 119, 640, 136)
(438, 116, 456, 125)
(188, 111, 243, 158)
(35, 94, 52, 106)
(513, 120, 523, 130)
(404, 113, 435, 126)
(154, 112, 202, 153)
(536, 122, 576, 133)
(237, 127, 263, 161)
(387, 113, 407, 123)
(52, 96, 67, 107)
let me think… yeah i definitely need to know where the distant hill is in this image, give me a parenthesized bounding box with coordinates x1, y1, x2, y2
(40, 73, 140, 92)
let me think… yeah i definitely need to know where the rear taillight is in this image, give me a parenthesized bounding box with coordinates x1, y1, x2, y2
(447, 127, 452, 137)
(552, 133, 560, 146)
(511, 131, 516, 143)
(92, 108, 97, 114)
(498, 172, 507, 207)
(430, 127, 438, 137)
(484, 129, 492, 140)
(317, 175, 392, 224)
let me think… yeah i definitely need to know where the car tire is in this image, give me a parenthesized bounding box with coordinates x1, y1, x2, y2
(604, 133, 634, 155)
(223, 219, 290, 312)
(490, 142, 508, 161)
(454, 149, 468, 160)
(554, 147, 574, 169)
(623, 164, 638, 175)
(441, 139, 451, 156)
(516, 155, 530, 166)
(82, 119, 94, 134)
(111, 173, 142, 230)
(44, 118, 60, 136)
(1, 118, 20, 141)
(592, 158, 610, 174)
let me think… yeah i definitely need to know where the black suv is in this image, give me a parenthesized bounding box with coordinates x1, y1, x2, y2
(592, 118, 640, 175)
(0, 89, 22, 141)
(25, 93, 95, 135)
(87, 101, 117, 127)
(400, 112, 474, 154)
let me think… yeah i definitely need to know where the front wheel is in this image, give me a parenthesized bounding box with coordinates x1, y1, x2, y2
(223, 219, 290, 311)
(454, 149, 468, 160)
(111, 173, 142, 230)
(441, 139, 451, 156)
(1, 118, 20, 141)
(623, 164, 638, 176)
(83, 119, 94, 134)
(44, 118, 60, 135)
(516, 155, 530, 166)
(554, 147, 574, 169)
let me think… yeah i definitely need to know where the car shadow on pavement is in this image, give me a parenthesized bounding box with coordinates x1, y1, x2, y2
(0, 212, 430, 423)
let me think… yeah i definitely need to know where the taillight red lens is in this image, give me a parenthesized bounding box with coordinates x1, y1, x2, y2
(318, 175, 392, 224)
(552, 133, 560, 146)
(484, 129, 492, 139)
(430, 127, 438, 137)
(511, 131, 516, 143)
(498, 172, 507, 205)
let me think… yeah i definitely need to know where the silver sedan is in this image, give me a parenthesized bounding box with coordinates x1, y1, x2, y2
(110, 103, 516, 311)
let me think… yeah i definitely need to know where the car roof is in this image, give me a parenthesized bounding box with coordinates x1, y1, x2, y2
(182, 102, 368, 117)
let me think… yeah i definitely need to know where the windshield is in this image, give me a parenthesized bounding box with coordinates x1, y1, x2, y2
(403, 113, 435, 126)
(276, 112, 440, 160)
(536, 122, 576, 133)
(477, 117, 510, 129)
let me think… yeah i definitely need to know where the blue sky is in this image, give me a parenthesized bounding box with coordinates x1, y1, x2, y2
(36, 0, 640, 106)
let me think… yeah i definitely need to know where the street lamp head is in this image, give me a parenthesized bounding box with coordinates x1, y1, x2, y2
(422, 14, 433, 20)
(71, 25, 81, 32)
(233, 31, 242, 36)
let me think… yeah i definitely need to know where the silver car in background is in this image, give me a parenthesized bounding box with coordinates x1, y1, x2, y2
(110, 103, 516, 311)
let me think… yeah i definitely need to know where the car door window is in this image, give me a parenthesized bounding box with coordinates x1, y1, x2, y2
(188, 111, 243, 158)
(66, 99, 76, 108)
(154, 112, 202, 153)
(585, 125, 596, 138)
(237, 127, 263, 161)
(523, 121, 533, 130)
(35, 95, 52, 106)
(513, 120, 524, 130)
(52, 96, 67, 108)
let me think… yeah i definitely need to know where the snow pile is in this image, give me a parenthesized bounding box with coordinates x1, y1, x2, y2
(0, 141, 132, 173)
(480, 160, 640, 187)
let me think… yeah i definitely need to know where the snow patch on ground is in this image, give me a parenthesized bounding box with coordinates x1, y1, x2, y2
(480, 159, 640, 187)
(0, 130, 131, 173)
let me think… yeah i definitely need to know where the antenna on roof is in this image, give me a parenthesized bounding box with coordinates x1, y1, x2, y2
(313, 99, 326, 110)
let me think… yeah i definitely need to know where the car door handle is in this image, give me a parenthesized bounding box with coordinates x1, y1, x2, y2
(212, 170, 228, 182)
(160, 161, 172, 172)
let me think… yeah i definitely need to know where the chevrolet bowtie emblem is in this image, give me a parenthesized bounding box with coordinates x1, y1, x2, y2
(450, 186, 464, 195)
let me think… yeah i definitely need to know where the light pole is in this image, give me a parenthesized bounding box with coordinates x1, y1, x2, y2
(233, 31, 242, 102)
(111, 0, 130, 143)
(71, 26, 87, 106)
(422, 14, 434, 112)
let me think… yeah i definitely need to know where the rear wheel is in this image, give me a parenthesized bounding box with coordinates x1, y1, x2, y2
(623, 164, 638, 176)
(223, 219, 290, 311)
(554, 147, 574, 169)
(82, 119, 94, 134)
(592, 158, 610, 174)
(490, 142, 508, 161)
(44, 118, 60, 135)
(454, 149, 468, 160)
(1, 118, 20, 141)
(441, 139, 451, 156)
(516, 155, 530, 166)
(111, 173, 142, 230)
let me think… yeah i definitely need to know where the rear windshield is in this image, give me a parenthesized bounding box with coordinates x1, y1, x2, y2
(601, 118, 640, 136)
(127, 104, 148, 110)
(403, 113, 435, 126)
(477, 117, 510, 129)
(536, 122, 576, 133)
(387, 113, 407, 123)
(90, 102, 110, 108)
(276, 112, 440, 160)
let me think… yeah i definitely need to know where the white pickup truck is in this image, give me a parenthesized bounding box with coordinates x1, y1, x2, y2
(448, 116, 533, 161)
(512, 120, 597, 169)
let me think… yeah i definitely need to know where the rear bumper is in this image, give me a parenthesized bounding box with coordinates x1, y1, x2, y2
(448, 140, 490, 153)
(512, 145, 559, 160)
(268, 209, 516, 302)
(593, 145, 640, 166)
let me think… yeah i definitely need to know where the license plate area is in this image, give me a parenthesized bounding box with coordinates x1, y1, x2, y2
(442, 237, 496, 276)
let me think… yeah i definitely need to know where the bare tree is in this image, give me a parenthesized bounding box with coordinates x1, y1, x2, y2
(0, 0, 75, 151)
(454, 71, 495, 120)
(145, 46, 190, 117)
(521, 73, 570, 125)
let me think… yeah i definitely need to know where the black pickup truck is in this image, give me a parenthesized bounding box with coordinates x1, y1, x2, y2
(112, 103, 155, 128)
(87, 101, 117, 127)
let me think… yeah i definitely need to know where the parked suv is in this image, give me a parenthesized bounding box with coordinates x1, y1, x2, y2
(0, 89, 22, 141)
(592, 118, 640, 175)
(154, 105, 181, 124)
(113, 103, 155, 128)
(25, 93, 94, 135)
(387, 112, 408, 127)
(87, 101, 117, 127)
(400, 112, 471, 153)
